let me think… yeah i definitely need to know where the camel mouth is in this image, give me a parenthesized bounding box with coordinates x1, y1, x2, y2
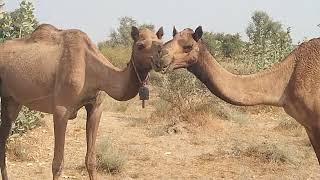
(150, 56, 162, 72)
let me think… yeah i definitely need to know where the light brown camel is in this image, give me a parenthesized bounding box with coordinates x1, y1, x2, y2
(154, 26, 320, 164)
(0, 24, 163, 180)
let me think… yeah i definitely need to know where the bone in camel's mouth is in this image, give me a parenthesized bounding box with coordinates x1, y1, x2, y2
(160, 61, 173, 74)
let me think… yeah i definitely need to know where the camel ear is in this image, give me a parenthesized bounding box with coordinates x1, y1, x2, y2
(131, 26, 140, 41)
(156, 27, 164, 39)
(192, 26, 203, 42)
(173, 26, 178, 37)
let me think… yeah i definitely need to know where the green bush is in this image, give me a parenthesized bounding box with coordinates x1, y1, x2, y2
(13, 107, 42, 135)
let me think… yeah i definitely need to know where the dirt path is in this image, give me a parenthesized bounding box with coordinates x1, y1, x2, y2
(6, 105, 320, 179)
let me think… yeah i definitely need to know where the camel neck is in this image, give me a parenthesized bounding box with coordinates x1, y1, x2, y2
(88, 50, 149, 101)
(187, 45, 296, 106)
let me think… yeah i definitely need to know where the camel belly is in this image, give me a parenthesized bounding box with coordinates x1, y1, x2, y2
(24, 97, 55, 113)
(1, 75, 55, 113)
(0, 58, 57, 111)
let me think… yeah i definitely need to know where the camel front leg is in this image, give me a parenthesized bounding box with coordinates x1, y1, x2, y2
(0, 98, 21, 180)
(85, 102, 103, 180)
(52, 106, 70, 180)
(305, 126, 320, 164)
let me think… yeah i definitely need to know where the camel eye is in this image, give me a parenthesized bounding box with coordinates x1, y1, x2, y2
(183, 45, 193, 52)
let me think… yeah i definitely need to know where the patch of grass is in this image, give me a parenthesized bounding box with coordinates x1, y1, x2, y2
(209, 101, 249, 124)
(198, 153, 216, 161)
(274, 117, 304, 136)
(151, 98, 171, 117)
(7, 140, 30, 161)
(220, 141, 303, 165)
(243, 143, 297, 164)
(103, 96, 130, 113)
(126, 117, 145, 127)
(276, 117, 301, 130)
(96, 137, 126, 174)
(148, 123, 176, 137)
(99, 44, 131, 68)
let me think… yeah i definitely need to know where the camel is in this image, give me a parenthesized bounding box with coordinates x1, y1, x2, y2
(154, 26, 320, 164)
(0, 24, 163, 180)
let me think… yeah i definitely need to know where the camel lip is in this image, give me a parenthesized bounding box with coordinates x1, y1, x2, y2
(150, 56, 162, 72)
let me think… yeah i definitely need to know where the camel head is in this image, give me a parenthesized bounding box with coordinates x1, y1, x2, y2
(153, 26, 203, 73)
(131, 26, 164, 71)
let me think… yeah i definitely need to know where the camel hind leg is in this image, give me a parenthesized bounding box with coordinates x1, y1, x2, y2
(0, 97, 21, 180)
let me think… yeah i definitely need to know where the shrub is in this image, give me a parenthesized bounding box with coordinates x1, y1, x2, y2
(98, 43, 131, 68)
(7, 139, 31, 161)
(12, 107, 43, 135)
(0, 105, 42, 135)
(243, 143, 296, 164)
(96, 137, 126, 174)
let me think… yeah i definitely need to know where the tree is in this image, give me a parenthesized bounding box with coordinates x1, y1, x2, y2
(139, 23, 155, 31)
(202, 32, 221, 57)
(245, 11, 293, 69)
(202, 32, 244, 58)
(106, 17, 156, 47)
(108, 17, 137, 47)
(0, 0, 37, 41)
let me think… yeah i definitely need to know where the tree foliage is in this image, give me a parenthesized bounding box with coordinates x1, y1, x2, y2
(106, 16, 155, 47)
(0, 0, 37, 42)
(202, 32, 244, 58)
(245, 11, 293, 69)
(0, 0, 41, 135)
(108, 17, 137, 47)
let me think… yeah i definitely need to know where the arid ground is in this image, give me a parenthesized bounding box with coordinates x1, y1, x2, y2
(6, 94, 320, 180)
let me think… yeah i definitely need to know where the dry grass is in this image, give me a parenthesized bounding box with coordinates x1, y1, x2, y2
(7, 140, 31, 161)
(276, 117, 301, 130)
(103, 96, 130, 113)
(218, 141, 303, 165)
(5, 103, 320, 179)
(243, 143, 294, 164)
(274, 116, 305, 136)
(96, 137, 126, 174)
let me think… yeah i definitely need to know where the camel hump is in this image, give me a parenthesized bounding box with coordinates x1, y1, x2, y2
(27, 24, 62, 43)
(34, 24, 60, 32)
(296, 37, 320, 54)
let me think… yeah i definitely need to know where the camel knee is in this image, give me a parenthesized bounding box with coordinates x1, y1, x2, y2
(85, 159, 97, 172)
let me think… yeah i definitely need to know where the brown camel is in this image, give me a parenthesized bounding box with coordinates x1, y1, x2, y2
(0, 24, 163, 180)
(154, 26, 320, 165)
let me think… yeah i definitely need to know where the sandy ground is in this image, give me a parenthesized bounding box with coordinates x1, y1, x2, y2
(5, 99, 320, 180)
